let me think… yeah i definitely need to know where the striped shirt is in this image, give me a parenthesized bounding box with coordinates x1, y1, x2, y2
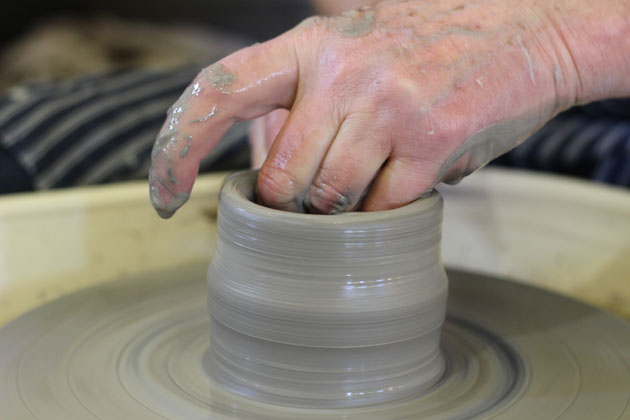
(493, 99, 630, 187)
(0, 67, 248, 193)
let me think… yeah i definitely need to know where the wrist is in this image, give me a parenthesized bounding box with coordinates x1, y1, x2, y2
(540, 0, 630, 104)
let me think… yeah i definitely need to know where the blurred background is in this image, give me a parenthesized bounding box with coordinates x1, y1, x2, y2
(1, 0, 314, 88)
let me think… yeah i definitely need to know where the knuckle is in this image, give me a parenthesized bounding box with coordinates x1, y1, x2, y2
(375, 70, 418, 105)
(308, 178, 353, 214)
(256, 165, 300, 207)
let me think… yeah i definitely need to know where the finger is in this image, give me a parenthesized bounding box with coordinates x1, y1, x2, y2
(361, 157, 439, 212)
(149, 37, 298, 218)
(305, 115, 390, 214)
(248, 116, 267, 169)
(248, 109, 290, 169)
(256, 98, 343, 212)
(264, 108, 290, 151)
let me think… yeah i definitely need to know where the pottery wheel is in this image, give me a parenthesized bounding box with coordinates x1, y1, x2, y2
(1, 265, 629, 420)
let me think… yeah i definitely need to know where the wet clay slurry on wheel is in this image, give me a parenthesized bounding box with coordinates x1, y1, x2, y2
(206, 171, 448, 407)
(1, 266, 629, 419)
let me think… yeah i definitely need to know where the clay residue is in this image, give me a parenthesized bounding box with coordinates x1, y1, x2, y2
(167, 167, 178, 185)
(150, 175, 190, 219)
(152, 131, 178, 160)
(204, 63, 236, 91)
(303, 186, 351, 215)
(180, 135, 193, 159)
(435, 110, 546, 184)
(154, 191, 190, 219)
(333, 8, 376, 38)
(190, 105, 217, 123)
(152, 102, 185, 160)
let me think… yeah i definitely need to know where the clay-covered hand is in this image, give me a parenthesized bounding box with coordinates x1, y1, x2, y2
(149, 0, 630, 217)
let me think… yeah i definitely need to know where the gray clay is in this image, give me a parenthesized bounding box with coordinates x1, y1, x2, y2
(334, 8, 376, 38)
(205, 170, 448, 407)
(204, 63, 237, 90)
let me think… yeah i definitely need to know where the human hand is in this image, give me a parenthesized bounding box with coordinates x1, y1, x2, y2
(149, 0, 630, 217)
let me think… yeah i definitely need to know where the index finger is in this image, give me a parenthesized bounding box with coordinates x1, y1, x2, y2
(149, 37, 298, 218)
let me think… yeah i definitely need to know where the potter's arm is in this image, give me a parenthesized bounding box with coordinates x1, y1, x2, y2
(149, 0, 630, 218)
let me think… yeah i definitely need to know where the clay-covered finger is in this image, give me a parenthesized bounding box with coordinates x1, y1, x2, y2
(149, 37, 298, 218)
(256, 98, 343, 212)
(361, 158, 439, 212)
(305, 116, 390, 214)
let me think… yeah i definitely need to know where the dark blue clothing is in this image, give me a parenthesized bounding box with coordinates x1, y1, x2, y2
(492, 99, 630, 187)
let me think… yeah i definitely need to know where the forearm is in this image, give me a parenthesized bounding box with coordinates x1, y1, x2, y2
(543, 0, 630, 103)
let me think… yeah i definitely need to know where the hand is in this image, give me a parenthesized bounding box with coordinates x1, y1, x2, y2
(149, 0, 630, 217)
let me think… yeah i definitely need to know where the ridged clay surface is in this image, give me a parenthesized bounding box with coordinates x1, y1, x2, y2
(206, 171, 448, 407)
(1, 265, 629, 419)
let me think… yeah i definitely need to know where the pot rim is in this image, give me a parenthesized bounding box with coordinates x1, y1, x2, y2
(219, 170, 441, 227)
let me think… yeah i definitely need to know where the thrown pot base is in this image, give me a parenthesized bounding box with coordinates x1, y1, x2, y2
(1, 267, 629, 419)
(205, 171, 449, 408)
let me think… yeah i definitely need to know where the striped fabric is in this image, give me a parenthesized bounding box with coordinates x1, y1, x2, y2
(0, 67, 628, 194)
(492, 99, 630, 187)
(0, 67, 249, 193)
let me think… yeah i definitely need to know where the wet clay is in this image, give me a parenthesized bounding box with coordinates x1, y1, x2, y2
(333, 8, 376, 37)
(149, 176, 189, 219)
(180, 135, 193, 159)
(206, 171, 448, 407)
(190, 105, 217, 123)
(204, 63, 237, 91)
(436, 110, 546, 185)
(2, 262, 630, 418)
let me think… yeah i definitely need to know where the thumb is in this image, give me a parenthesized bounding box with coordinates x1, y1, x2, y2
(149, 36, 298, 218)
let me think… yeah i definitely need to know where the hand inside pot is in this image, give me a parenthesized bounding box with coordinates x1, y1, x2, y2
(148, 0, 630, 218)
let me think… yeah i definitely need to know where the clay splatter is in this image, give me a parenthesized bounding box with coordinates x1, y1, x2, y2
(205, 63, 236, 91)
(153, 103, 185, 160)
(150, 174, 190, 219)
(190, 105, 217, 123)
(180, 135, 193, 158)
(152, 131, 178, 160)
(334, 8, 375, 38)
(167, 167, 178, 185)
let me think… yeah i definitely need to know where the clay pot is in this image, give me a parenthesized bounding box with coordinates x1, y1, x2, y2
(205, 171, 448, 408)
